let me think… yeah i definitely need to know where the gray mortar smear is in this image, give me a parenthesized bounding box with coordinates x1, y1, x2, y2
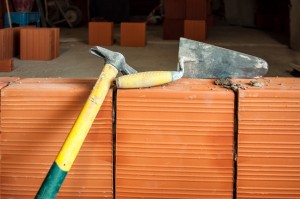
(214, 78, 245, 92)
(248, 80, 265, 87)
(214, 78, 265, 91)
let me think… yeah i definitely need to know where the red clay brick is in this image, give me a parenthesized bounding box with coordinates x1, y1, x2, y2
(0, 79, 113, 198)
(88, 22, 114, 46)
(116, 78, 234, 198)
(0, 59, 13, 72)
(120, 22, 146, 47)
(186, 0, 207, 20)
(20, 28, 60, 60)
(163, 19, 184, 40)
(237, 78, 300, 199)
(184, 20, 207, 41)
(164, 0, 186, 19)
(0, 28, 13, 59)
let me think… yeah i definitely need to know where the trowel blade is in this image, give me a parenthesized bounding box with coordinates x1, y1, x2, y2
(179, 38, 268, 78)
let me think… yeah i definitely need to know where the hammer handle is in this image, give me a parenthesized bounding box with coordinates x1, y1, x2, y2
(35, 64, 118, 199)
(116, 71, 174, 88)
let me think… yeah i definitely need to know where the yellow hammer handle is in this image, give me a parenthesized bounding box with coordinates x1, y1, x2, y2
(116, 71, 174, 88)
(55, 64, 118, 171)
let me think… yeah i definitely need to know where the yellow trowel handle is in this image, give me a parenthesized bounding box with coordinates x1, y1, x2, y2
(35, 64, 118, 199)
(116, 56, 188, 89)
(116, 71, 182, 88)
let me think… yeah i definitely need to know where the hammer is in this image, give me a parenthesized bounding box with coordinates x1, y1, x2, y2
(35, 47, 185, 198)
(35, 47, 137, 198)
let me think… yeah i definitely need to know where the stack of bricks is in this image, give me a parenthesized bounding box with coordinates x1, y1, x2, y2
(20, 28, 60, 60)
(0, 28, 13, 72)
(164, 0, 212, 41)
(88, 21, 146, 47)
(163, 0, 186, 40)
(0, 26, 58, 72)
(184, 0, 208, 41)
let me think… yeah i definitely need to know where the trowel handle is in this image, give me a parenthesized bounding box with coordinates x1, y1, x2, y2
(116, 57, 190, 89)
(116, 71, 181, 88)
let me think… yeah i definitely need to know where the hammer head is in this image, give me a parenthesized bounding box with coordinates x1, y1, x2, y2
(90, 46, 137, 75)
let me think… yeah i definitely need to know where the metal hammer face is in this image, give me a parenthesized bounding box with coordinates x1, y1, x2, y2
(90, 46, 138, 75)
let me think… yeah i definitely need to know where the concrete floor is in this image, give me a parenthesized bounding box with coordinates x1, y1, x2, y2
(1, 24, 299, 78)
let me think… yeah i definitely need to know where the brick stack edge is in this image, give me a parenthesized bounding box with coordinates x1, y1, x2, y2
(20, 28, 60, 60)
(163, 0, 186, 40)
(0, 29, 13, 72)
(164, 0, 210, 41)
(0, 29, 13, 59)
(0, 77, 299, 198)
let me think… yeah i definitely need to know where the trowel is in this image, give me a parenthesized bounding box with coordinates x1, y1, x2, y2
(179, 37, 268, 78)
(116, 38, 268, 88)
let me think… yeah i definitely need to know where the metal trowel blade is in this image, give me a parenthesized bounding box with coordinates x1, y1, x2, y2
(179, 37, 268, 78)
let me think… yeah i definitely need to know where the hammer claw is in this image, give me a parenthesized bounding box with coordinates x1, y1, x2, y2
(90, 46, 138, 75)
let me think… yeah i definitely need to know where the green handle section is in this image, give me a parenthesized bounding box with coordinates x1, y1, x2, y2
(35, 162, 67, 199)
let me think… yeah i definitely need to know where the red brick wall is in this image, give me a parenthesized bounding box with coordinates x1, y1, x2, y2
(0, 77, 300, 198)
